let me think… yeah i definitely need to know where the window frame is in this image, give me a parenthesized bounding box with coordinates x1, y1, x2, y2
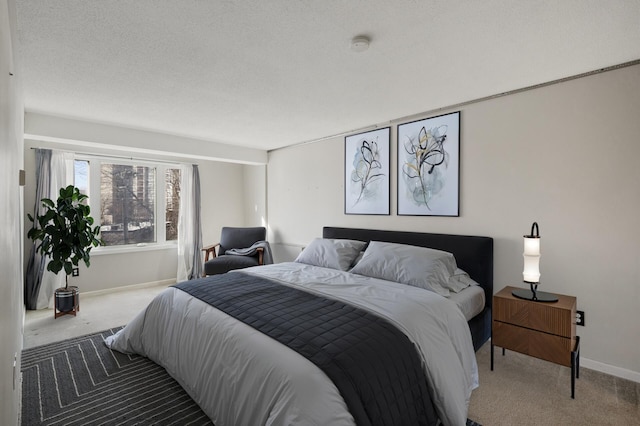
(75, 154, 182, 255)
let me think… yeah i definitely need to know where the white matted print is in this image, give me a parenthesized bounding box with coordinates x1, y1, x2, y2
(397, 112, 460, 216)
(345, 127, 390, 215)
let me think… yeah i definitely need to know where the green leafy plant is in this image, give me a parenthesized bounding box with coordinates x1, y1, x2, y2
(27, 185, 102, 288)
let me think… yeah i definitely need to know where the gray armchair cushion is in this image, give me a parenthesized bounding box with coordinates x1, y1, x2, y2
(204, 254, 261, 276)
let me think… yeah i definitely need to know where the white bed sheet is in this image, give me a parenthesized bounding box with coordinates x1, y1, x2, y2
(449, 284, 485, 321)
(105, 262, 478, 426)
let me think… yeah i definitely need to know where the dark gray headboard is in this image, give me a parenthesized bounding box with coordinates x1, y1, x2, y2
(322, 226, 494, 308)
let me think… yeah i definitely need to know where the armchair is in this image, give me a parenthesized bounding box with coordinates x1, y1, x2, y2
(202, 226, 267, 276)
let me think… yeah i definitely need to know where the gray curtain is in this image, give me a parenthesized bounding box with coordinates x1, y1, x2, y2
(189, 165, 203, 279)
(24, 149, 51, 310)
(177, 164, 203, 281)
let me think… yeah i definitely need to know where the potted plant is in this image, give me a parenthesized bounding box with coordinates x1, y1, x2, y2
(28, 185, 102, 316)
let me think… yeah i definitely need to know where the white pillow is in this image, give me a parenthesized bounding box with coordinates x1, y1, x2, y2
(350, 241, 457, 296)
(446, 268, 479, 293)
(295, 238, 367, 271)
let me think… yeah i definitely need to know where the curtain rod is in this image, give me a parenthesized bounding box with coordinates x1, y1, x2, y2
(29, 147, 192, 166)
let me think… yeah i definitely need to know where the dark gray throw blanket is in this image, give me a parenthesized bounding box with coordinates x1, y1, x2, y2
(174, 272, 438, 426)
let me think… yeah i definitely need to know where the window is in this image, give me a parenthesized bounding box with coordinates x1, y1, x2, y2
(74, 159, 90, 195)
(165, 168, 180, 241)
(100, 164, 156, 245)
(73, 157, 181, 248)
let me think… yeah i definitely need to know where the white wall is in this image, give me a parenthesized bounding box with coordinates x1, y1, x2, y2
(0, 0, 23, 423)
(243, 164, 267, 228)
(25, 112, 267, 165)
(267, 64, 640, 379)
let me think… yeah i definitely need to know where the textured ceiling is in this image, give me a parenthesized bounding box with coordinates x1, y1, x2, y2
(15, 1, 640, 151)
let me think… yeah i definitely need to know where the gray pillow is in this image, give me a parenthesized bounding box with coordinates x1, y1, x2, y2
(350, 241, 457, 296)
(295, 238, 367, 271)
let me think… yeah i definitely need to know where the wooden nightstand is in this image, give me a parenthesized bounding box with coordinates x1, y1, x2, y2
(491, 285, 580, 398)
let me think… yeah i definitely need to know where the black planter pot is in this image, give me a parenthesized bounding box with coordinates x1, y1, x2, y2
(54, 286, 79, 318)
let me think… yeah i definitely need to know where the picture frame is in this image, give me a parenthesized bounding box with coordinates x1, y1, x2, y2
(344, 127, 391, 215)
(397, 111, 460, 216)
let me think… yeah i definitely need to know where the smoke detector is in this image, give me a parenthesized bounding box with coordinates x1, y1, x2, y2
(350, 36, 370, 52)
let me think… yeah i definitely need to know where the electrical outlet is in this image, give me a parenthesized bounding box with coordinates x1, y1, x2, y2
(576, 310, 585, 326)
(72, 268, 79, 277)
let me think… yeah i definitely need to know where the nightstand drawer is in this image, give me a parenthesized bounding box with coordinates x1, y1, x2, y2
(493, 290, 576, 337)
(492, 321, 528, 353)
(493, 321, 574, 367)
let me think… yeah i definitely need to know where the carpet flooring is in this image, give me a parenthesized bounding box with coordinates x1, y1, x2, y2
(21, 328, 482, 425)
(469, 342, 640, 425)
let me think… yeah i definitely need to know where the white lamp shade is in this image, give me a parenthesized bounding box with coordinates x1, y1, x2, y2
(524, 237, 540, 256)
(523, 236, 540, 283)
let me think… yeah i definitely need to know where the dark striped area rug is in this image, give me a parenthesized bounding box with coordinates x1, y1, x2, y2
(21, 327, 212, 426)
(22, 327, 482, 426)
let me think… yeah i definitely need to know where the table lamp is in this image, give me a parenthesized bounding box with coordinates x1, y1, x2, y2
(512, 222, 558, 302)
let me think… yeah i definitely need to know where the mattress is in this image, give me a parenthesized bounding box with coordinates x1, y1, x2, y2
(450, 284, 486, 321)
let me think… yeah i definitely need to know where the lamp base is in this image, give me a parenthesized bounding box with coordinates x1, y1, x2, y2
(512, 288, 558, 303)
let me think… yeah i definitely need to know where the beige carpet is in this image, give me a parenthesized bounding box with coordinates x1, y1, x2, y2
(24, 285, 639, 425)
(469, 343, 639, 425)
(23, 283, 170, 349)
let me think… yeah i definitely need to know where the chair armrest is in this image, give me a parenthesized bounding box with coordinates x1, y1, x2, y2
(202, 243, 220, 262)
(256, 247, 264, 265)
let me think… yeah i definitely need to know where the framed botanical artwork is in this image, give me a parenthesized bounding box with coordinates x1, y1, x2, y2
(344, 127, 391, 215)
(397, 111, 460, 216)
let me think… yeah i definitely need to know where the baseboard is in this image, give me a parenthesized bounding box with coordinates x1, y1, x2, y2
(80, 279, 176, 297)
(580, 357, 640, 383)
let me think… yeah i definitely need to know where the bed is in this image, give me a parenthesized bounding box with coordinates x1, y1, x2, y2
(322, 227, 494, 351)
(105, 227, 493, 426)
